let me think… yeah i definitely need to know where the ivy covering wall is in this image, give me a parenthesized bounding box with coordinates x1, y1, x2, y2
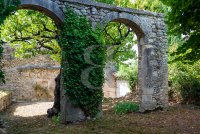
(60, 9, 106, 117)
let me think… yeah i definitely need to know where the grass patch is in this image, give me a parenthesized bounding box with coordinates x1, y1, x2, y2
(52, 115, 61, 124)
(114, 101, 139, 114)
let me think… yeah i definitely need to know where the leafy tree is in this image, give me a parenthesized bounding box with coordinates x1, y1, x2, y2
(104, 22, 137, 66)
(95, 0, 166, 13)
(168, 43, 200, 104)
(161, 0, 200, 63)
(131, 0, 167, 13)
(1, 9, 61, 62)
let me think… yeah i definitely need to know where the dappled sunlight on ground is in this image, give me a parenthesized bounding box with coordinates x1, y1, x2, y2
(10, 102, 53, 117)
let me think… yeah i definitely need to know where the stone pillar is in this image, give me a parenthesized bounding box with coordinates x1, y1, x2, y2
(60, 55, 85, 124)
(139, 18, 168, 112)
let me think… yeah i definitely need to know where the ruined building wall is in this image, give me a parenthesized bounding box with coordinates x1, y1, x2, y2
(0, 44, 60, 101)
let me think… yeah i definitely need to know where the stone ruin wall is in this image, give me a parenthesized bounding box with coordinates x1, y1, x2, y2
(0, 44, 117, 101)
(0, 44, 60, 101)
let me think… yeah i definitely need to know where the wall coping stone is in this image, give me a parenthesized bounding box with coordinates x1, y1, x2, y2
(11, 64, 60, 72)
(63, 0, 164, 18)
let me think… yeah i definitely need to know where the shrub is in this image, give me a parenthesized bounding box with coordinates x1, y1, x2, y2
(52, 115, 60, 124)
(114, 101, 139, 114)
(116, 63, 138, 91)
(128, 65, 138, 91)
(169, 61, 200, 104)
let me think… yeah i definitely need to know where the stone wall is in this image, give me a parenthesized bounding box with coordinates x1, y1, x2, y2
(116, 80, 131, 98)
(0, 44, 60, 101)
(1, 45, 124, 100)
(103, 62, 131, 98)
(103, 62, 117, 98)
(0, 91, 12, 111)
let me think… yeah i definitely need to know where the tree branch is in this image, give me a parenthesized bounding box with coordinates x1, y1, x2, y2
(118, 23, 123, 38)
(104, 25, 115, 42)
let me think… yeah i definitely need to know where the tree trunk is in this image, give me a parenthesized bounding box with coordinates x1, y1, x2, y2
(47, 73, 60, 118)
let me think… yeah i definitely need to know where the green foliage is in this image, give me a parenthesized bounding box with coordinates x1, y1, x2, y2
(60, 9, 106, 117)
(95, 0, 167, 13)
(94, 0, 134, 9)
(103, 22, 138, 90)
(52, 115, 60, 124)
(114, 101, 139, 114)
(104, 22, 137, 65)
(161, 0, 200, 63)
(1, 9, 60, 62)
(168, 39, 200, 104)
(169, 61, 200, 104)
(128, 67, 138, 91)
(102, 21, 138, 89)
(116, 63, 138, 91)
(0, 0, 19, 23)
(94, 0, 115, 4)
(0, 0, 19, 84)
(131, 0, 167, 13)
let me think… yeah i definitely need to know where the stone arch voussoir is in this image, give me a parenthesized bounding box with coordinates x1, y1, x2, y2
(18, 0, 65, 26)
(100, 12, 152, 39)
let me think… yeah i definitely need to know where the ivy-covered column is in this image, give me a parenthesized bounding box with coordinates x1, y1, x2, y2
(60, 9, 105, 123)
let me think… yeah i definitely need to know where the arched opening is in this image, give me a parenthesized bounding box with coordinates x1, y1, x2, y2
(100, 12, 147, 112)
(18, 0, 64, 26)
(103, 22, 138, 98)
(0, 0, 64, 118)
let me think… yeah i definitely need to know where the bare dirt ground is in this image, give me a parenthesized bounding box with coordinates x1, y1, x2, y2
(1, 99, 200, 134)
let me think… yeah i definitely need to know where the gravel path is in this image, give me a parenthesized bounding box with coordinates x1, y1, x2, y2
(6, 102, 53, 118)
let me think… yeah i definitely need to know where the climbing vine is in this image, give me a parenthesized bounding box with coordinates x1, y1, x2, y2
(60, 9, 106, 117)
(0, 0, 19, 83)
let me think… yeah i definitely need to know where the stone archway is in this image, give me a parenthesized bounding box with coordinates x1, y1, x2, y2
(100, 12, 168, 112)
(15, 0, 64, 109)
(0, 0, 64, 110)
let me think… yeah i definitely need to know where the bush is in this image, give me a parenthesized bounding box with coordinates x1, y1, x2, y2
(128, 65, 138, 91)
(114, 101, 139, 114)
(116, 63, 138, 91)
(169, 61, 200, 104)
(52, 115, 60, 124)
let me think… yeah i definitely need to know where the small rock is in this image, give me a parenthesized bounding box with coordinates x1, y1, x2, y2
(0, 118, 4, 128)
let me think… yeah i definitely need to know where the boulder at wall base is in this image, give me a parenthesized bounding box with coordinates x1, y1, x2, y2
(47, 73, 60, 118)
(0, 118, 4, 128)
(0, 118, 6, 134)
